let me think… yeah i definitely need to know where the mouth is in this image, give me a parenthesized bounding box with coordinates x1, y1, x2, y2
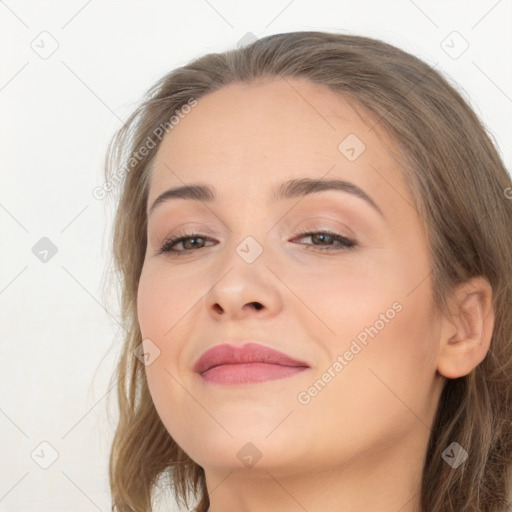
(201, 362, 309, 385)
(194, 342, 310, 386)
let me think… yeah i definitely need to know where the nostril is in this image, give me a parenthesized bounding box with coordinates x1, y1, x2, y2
(250, 302, 263, 310)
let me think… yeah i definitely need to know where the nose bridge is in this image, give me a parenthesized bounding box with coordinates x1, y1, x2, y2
(215, 230, 269, 283)
(219, 194, 277, 263)
(228, 203, 285, 270)
(202, 182, 291, 282)
(203, 216, 285, 319)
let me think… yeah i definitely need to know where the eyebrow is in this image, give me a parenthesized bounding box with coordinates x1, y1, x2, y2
(148, 178, 384, 218)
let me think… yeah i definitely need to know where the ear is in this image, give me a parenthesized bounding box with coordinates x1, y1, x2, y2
(436, 276, 495, 379)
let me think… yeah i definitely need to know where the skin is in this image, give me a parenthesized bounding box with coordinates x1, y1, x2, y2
(136, 77, 494, 512)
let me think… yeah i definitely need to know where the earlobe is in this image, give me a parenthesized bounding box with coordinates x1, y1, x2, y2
(436, 276, 495, 379)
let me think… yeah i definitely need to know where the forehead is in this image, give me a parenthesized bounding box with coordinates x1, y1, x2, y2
(148, 77, 408, 209)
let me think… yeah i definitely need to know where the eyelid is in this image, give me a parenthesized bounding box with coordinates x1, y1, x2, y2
(154, 213, 359, 251)
(156, 224, 358, 257)
(151, 220, 217, 242)
(287, 215, 355, 239)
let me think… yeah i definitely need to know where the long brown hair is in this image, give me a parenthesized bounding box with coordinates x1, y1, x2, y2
(102, 31, 512, 512)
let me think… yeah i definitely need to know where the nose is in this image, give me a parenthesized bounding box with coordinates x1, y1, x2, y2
(204, 250, 284, 322)
(211, 300, 264, 314)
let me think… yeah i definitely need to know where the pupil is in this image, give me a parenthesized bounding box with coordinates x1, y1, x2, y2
(186, 237, 202, 249)
(314, 233, 331, 245)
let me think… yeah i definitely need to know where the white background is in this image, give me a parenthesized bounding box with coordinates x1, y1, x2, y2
(1, 1, 511, 511)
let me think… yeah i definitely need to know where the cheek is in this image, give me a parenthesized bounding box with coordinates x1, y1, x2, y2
(275, 253, 402, 344)
(136, 265, 204, 428)
(298, 296, 437, 451)
(137, 264, 198, 340)
(294, 251, 437, 409)
(136, 273, 191, 445)
(337, 286, 438, 420)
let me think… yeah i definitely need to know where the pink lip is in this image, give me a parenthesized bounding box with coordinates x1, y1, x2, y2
(194, 342, 310, 385)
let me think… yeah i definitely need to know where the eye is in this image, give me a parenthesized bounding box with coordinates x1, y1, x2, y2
(157, 228, 357, 256)
(290, 229, 357, 252)
(157, 230, 215, 256)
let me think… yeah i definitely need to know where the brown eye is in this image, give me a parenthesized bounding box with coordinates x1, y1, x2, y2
(291, 230, 356, 251)
(158, 232, 215, 255)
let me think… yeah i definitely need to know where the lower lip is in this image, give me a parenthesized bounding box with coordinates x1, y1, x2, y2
(199, 363, 308, 385)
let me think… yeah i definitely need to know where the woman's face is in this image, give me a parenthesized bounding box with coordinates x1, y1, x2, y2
(137, 77, 445, 477)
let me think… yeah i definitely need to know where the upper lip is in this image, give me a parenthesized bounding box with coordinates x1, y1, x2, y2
(193, 342, 310, 374)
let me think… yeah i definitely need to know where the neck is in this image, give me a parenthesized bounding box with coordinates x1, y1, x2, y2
(203, 436, 425, 512)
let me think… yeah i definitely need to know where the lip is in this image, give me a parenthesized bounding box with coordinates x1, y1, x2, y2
(193, 342, 310, 385)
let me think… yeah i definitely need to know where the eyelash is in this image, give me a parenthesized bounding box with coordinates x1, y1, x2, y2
(156, 228, 357, 256)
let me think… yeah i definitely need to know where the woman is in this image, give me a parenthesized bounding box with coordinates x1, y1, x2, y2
(103, 31, 512, 512)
